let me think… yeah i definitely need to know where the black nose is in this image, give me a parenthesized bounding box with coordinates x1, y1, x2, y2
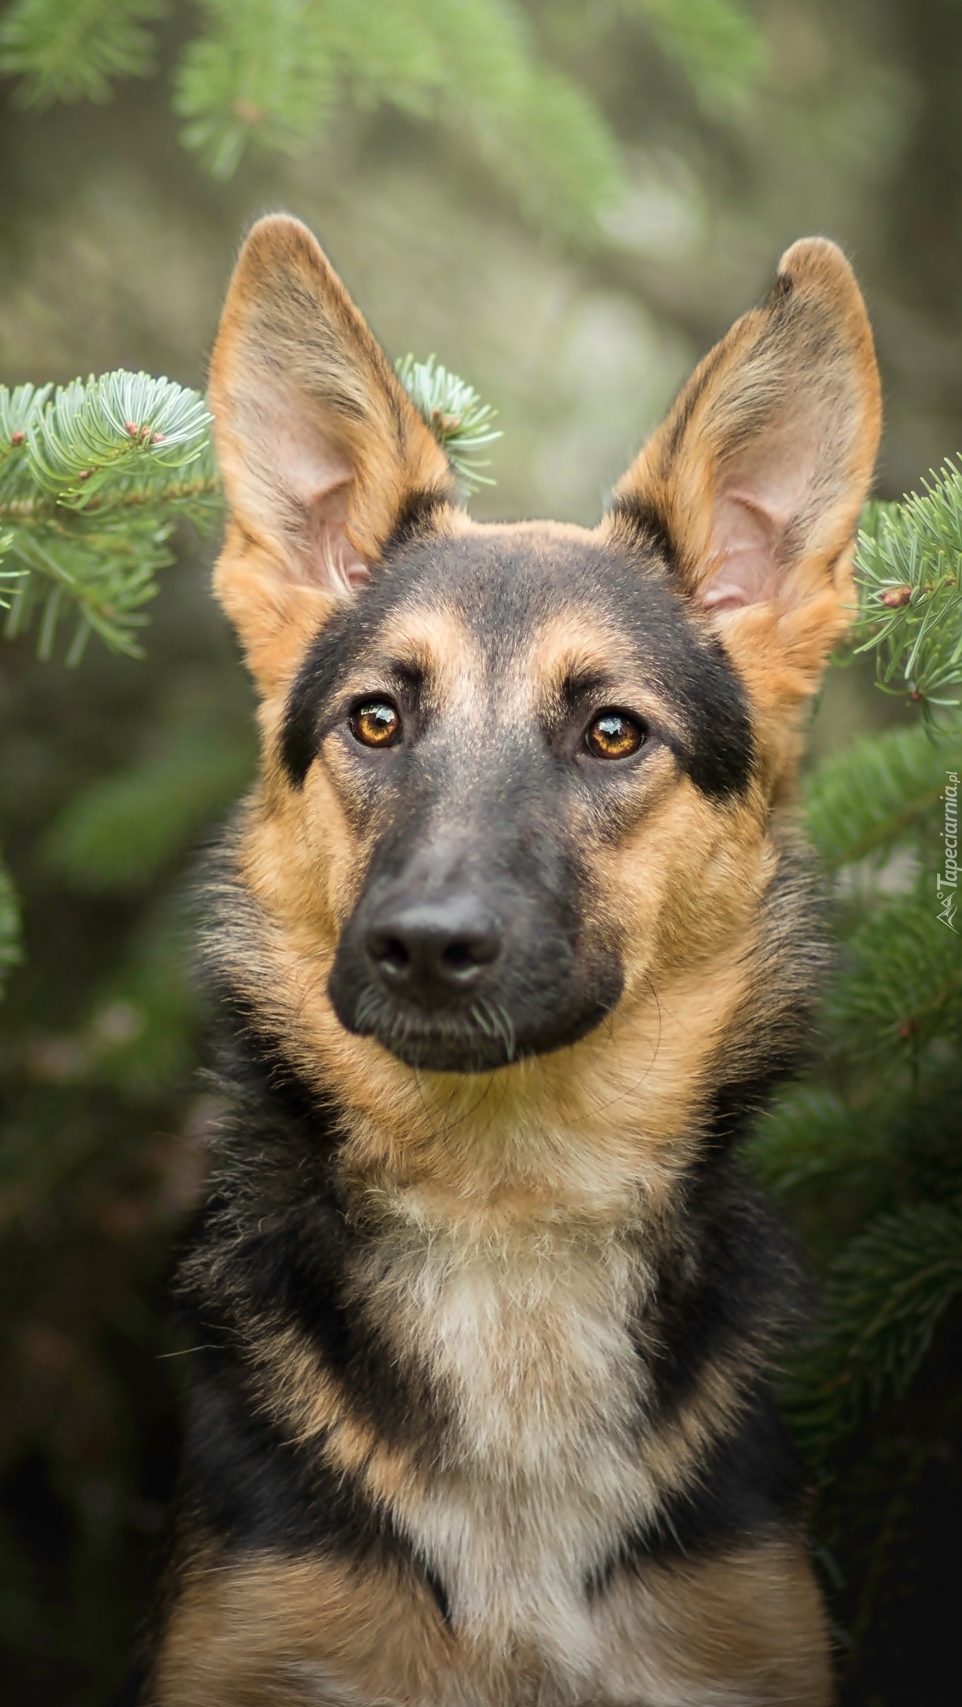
(366, 897, 500, 1007)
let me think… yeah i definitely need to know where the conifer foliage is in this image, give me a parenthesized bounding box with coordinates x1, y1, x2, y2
(0, 356, 498, 668)
(0, 371, 217, 665)
(856, 471, 962, 720)
(0, 0, 761, 231)
(0, 851, 20, 991)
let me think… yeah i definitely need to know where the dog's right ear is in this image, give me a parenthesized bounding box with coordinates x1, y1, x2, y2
(209, 215, 455, 692)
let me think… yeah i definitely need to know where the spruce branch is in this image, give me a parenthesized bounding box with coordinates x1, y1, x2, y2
(623, 0, 763, 106)
(784, 1200, 962, 1467)
(394, 354, 501, 493)
(173, 0, 337, 177)
(0, 541, 22, 610)
(744, 1087, 879, 1197)
(852, 465, 962, 720)
(804, 724, 957, 870)
(0, 371, 219, 661)
(0, 0, 165, 106)
(825, 894, 962, 1063)
(172, 0, 624, 230)
(1, 355, 499, 658)
(0, 0, 651, 235)
(0, 0, 768, 230)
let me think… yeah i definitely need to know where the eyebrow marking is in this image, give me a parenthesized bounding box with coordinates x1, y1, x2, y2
(558, 668, 608, 711)
(382, 657, 427, 696)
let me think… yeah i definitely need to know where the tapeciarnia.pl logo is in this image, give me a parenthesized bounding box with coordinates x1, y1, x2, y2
(937, 770, 959, 933)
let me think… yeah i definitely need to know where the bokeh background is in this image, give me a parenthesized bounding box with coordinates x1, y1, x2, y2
(0, 2, 959, 1701)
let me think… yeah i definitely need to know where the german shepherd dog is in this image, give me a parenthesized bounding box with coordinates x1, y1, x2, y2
(140, 218, 881, 1706)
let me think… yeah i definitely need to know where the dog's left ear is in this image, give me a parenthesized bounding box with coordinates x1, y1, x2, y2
(209, 214, 455, 692)
(609, 238, 881, 719)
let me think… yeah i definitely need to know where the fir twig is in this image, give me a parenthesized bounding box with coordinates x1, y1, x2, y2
(0, 0, 165, 107)
(0, 371, 219, 660)
(744, 1087, 880, 1196)
(784, 1201, 962, 1467)
(626, 0, 763, 107)
(394, 354, 501, 493)
(804, 723, 957, 869)
(852, 465, 962, 721)
(171, 0, 625, 231)
(0, 0, 762, 229)
(1, 356, 500, 658)
(824, 895, 962, 1063)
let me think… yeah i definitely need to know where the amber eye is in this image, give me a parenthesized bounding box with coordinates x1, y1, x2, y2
(585, 710, 647, 761)
(350, 699, 401, 749)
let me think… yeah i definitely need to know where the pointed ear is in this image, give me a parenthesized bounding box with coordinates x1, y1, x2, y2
(608, 238, 881, 717)
(209, 214, 455, 692)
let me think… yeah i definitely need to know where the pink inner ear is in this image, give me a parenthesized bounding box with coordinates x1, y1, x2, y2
(271, 412, 371, 594)
(700, 423, 820, 613)
(302, 477, 371, 592)
(702, 490, 781, 611)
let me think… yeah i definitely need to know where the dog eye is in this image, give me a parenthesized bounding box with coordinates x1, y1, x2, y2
(350, 699, 401, 749)
(585, 710, 647, 761)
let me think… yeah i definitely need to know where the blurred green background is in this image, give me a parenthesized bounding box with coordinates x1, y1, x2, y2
(0, 2, 959, 1702)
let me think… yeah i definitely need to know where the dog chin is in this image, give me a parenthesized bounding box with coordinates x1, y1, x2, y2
(339, 992, 619, 1074)
(371, 1023, 516, 1074)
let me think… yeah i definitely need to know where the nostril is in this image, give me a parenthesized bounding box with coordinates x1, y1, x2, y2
(381, 936, 410, 973)
(367, 932, 411, 976)
(442, 934, 498, 975)
(442, 939, 474, 974)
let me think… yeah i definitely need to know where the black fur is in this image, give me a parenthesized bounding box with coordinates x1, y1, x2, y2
(637, 1153, 813, 1430)
(179, 1348, 449, 1623)
(587, 1385, 807, 1593)
(178, 1029, 451, 1469)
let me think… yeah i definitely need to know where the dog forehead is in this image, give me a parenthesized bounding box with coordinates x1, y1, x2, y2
(357, 522, 694, 673)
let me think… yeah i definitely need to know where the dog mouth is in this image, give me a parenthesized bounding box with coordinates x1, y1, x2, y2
(350, 988, 520, 1072)
(341, 985, 620, 1073)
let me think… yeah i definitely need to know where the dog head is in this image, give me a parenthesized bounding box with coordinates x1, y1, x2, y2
(207, 217, 879, 1143)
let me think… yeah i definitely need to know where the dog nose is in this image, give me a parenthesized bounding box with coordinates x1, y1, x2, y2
(366, 898, 500, 1006)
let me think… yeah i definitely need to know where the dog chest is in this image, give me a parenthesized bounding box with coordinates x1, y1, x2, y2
(364, 1210, 663, 1672)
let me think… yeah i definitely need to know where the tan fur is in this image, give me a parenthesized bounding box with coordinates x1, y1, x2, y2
(153, 1549, 452, 1707)
(204, 653, 781, 1213)
(602, 1543, 834, 1706)
(234, 1202, 761, 1544)
(155, 1537, 828, 1707)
